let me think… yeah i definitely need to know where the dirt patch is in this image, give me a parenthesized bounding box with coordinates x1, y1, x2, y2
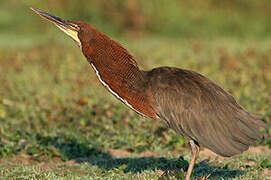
(36, 162, 57, 170)
(65, 160, 77, 165)
(107, 149, 132, 158)
(199, 148, 226, 160)
(107, 149, 157, 158)
(199, 146, 271, 159)
(0, 154, 38, 165)
(247, 146, 271, 154)
(244, 161, 256, 167)
(139, 150, 157, 157)
(0, 154, 81, 174)
(0, 154, 60, 171)
(264, 168, 271, 178)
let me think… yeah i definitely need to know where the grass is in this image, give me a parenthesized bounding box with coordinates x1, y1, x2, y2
(0, 1, 271, 179)
(0, 36, 270, 179)
(0, 153, 269, 179)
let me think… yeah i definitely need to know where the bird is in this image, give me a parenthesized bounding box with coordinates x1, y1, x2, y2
(31, 8, 266, 180)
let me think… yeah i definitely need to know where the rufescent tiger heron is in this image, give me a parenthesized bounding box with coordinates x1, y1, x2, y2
(31, 8, 266, 180)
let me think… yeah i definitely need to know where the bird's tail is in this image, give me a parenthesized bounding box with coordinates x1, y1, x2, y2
(208, 112, 266, 157)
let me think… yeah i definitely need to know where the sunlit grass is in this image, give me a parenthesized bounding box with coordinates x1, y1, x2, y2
(0, 0, 271, 179)
(0, 36, 270, 179)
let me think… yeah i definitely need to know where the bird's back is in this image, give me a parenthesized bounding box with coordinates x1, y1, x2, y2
(147, 67, 265, 157)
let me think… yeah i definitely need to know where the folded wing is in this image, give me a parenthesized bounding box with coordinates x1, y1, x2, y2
(148, 67, 265, 157)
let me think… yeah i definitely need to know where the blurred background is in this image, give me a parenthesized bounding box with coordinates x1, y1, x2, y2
(0, 0, 271, 179)
(2, 0, 271, 46)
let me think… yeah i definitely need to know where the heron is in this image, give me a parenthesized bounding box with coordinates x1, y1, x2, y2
(31, 8, 266, 180)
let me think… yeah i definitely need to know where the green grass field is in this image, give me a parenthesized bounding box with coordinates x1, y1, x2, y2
(1, 1, 271, 179)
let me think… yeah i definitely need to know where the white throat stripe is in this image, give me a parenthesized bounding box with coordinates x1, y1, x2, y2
(90, 63, 146, 117)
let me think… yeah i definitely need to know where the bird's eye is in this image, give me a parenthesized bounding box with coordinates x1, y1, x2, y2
(71, 23, 80, 31)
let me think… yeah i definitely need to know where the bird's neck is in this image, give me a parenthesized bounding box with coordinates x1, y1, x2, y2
(81, 31, 158, 118)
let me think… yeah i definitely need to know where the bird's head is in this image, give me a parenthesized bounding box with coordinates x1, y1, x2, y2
(31, 8, 96, 49)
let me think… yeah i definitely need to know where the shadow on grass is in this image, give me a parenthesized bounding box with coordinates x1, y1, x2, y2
(74, 152, 243, 179)
(36, 134, 243, 179)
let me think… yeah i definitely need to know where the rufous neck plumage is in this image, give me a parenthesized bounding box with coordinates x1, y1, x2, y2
(76, 22, 158, 118)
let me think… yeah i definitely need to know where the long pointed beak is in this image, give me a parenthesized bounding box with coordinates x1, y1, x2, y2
(31, 8, 80, 45)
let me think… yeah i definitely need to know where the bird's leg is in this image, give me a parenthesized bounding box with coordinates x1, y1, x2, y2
(185, 140, 199, 180)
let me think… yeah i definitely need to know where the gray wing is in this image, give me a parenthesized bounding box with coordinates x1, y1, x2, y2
(148, 67, 265, 157)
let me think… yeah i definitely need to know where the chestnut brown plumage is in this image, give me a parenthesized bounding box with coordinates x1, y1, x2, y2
(31, 8, 266, 180)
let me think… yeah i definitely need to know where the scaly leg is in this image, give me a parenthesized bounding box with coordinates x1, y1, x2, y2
(185, 140, 199, 180)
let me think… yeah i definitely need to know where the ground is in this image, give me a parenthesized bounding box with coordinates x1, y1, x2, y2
(0, 36, 270, 179)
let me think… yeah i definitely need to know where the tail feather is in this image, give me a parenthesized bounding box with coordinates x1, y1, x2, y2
(206, 113, 266, 157)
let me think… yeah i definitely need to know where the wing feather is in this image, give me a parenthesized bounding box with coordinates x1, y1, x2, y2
(148, 67, 265, 157)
